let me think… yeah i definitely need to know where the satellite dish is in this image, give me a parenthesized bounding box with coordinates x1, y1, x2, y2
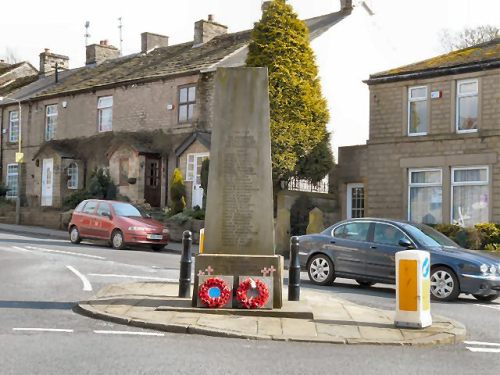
(85, 21, 90, 28)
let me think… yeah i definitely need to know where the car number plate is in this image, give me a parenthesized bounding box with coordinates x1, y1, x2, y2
(147, 234, 163, 240)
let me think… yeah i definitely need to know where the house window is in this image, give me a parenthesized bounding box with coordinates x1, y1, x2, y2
(408, 169, 442, 224)
(119, 158, 129, 186)
(456, 79, 478, 133)
(98, 96, 113, 132)
(347, 183, 365, 219)
(9, 111, 19, 143)
(6, 164, 18, 199)
(45, 104, 58, 141)
(178, 86, 196, 123)
(452, 166, 488, 226)
(408, 86, 428, 135)
(67, 162, 78, 189)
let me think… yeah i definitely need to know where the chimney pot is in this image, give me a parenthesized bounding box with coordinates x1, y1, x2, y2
(208, 14, 214, 21)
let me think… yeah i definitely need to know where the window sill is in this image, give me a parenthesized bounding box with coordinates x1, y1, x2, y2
(456, 129, 478, 134)
(408, 132, 427, 137)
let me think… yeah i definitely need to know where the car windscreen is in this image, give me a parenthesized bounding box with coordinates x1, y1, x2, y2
(112, 203, 143, 217)
(402, 223, 459, 248)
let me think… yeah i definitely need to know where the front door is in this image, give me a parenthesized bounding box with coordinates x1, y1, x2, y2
(144, 156, 161, 207)
(187, 153, 209, 208)
(41, 158, 53, 206)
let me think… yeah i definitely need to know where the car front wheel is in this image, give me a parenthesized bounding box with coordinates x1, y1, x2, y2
(430, 266, 460, 301)
(111, 230, 126, 250)
(308, 254, 335, 286)
(69, 226, 81, 244)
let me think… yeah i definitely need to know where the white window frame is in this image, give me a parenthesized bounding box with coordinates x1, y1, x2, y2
(407, 168, 442, 221)
(456, 79, 478, 134)
(346, 183, 364, 219)
(67, 162, 78, 190)
(9, 110, 19, 143)
(407, 86, 428, 136)
(97, 96, 113, 132)
(45, 104, 58, 141)
(6, 163, 18, 199)
(185, 152, 209, 182)
(451, 166, 489, 225)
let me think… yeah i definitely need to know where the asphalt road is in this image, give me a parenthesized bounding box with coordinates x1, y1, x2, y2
(0, 230, 498, 375)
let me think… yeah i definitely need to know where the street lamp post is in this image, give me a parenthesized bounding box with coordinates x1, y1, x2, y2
(0, 96, 23, 224)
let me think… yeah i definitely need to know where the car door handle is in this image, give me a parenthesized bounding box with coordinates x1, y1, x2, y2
(330, 240, 336, 244)
(370, 246, 377, 249)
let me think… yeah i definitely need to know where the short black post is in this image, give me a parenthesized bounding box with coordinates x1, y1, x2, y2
(178, 230, 192, 298)
(288, 236, 300, 301)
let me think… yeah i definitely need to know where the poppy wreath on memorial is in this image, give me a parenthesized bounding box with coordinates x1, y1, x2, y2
(236, 278, 270, 309)
(198, 277, 232, 308)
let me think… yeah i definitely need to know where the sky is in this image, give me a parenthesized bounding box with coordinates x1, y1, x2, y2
(1, 0, 499, 157)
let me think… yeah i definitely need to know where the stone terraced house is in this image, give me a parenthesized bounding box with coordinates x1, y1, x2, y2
(0, 1, 352, 227)
(336, 38, 500, 226)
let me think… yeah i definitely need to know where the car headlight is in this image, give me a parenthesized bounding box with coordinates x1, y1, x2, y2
(490, 265, 497, 274)
(128, 226, 148, 231)
(480, 264, 489, 274)
(162, 228, 169, 234)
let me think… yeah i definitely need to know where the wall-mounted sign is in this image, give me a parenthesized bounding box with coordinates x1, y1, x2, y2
(431, 91, 442, 99)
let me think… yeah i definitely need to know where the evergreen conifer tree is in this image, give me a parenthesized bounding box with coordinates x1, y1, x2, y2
(246, 0, 333, 187)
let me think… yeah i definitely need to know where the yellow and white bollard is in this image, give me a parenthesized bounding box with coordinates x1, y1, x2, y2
(394, 250, 432, 328)
(199, 228, 205, 254)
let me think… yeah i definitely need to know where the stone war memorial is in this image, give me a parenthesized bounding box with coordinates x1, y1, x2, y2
(193, 67, 284, 309)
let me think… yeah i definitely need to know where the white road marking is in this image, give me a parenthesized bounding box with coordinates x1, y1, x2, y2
(464, 341, 500, 347)
(474, 304, 500, 311)
(466, 347, 500, 353)
(26, 246, 105, 260)
(13, 328, 74, 333)
(88, 273, 178, 282)
(11, 246, 32, 253)
(94, 330, 164, 337)
(66, 265, 93, 291)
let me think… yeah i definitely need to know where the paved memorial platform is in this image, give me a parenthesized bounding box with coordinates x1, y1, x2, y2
(77, 282, 466, 346)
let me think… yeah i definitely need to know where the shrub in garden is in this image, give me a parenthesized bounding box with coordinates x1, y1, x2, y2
(170, 168, 186, 214)
(474, 223, 500, 249)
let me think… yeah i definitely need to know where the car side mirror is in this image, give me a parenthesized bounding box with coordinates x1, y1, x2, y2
(101, 212, 112, 219)
(399, 238, 414, 249)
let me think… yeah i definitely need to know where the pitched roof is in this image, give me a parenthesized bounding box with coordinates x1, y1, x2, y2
(34, 9, 351, 99)
(0, 74, 38, 97)
(366, 38, 500, 84)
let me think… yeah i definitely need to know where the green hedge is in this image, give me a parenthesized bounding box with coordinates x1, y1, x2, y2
(433, 223, 500, 251)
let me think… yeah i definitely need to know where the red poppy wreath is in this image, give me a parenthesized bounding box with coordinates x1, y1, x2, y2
(236, 278, 270, 309)
(198, 277, 232, 308)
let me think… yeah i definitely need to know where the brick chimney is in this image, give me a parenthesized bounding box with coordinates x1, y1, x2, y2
(193, 15, 227, 46)
(86, 40, 120, 65)
(39, 48, 69, 75)
(340, 0, 353, 11)
(141, 32, 169, 53)
(261, 1, 271, 12)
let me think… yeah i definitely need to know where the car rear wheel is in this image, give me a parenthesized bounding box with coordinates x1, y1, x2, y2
(430, 266, 460, 301)
(356, 280, 375, 287)
(69, 226, 81, 244)
(308, 254, 335, 286)
(151, 244, 164, 252)
(111, 230, 126, 250)
(473, 293, 499, 302)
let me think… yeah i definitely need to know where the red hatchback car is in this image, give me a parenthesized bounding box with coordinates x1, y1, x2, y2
(68, 199, 169, 251)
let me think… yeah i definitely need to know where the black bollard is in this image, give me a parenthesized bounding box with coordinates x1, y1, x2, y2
(178, 230, 192, 298)
(288, 236, 301, 301)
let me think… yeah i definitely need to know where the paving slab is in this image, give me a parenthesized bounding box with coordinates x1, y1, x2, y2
(76, 282, 466, 346)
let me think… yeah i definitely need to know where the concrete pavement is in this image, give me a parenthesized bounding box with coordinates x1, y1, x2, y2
(77, 281, 466, 346)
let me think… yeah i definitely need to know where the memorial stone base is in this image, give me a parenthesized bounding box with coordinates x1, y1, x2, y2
(193, 254, 284, 308)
